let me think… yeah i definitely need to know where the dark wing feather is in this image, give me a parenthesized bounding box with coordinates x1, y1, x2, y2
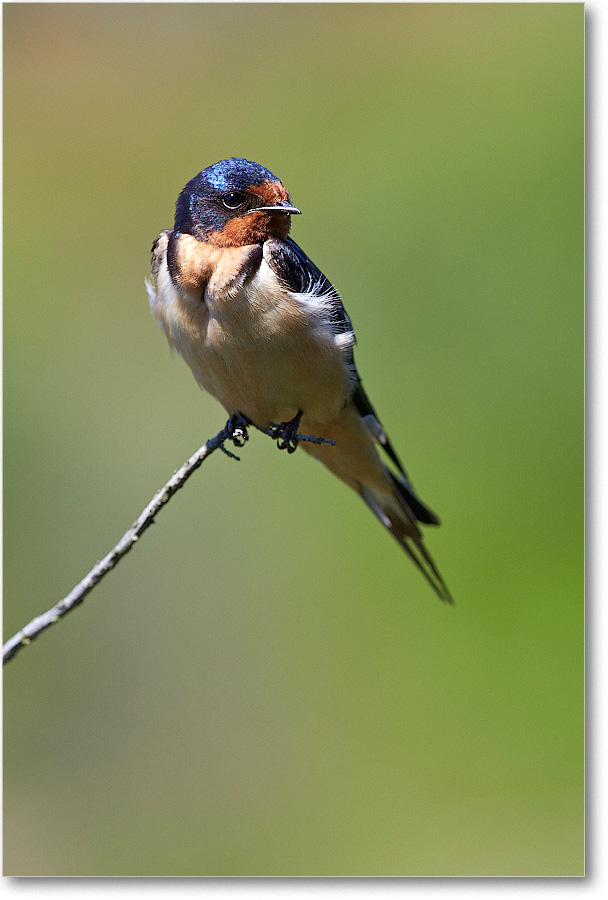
(352, 381, 405, 473)
(353, 383, 440, 526)
(266, 237, 355, 351)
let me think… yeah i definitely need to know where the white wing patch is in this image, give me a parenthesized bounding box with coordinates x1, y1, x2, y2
(290, 276, 355, 352)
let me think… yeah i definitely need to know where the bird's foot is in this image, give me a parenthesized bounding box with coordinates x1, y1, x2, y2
(269, 411, 302, 454)
(226, 412, 251, 448)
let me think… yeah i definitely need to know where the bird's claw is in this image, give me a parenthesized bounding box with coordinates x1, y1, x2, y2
(226, 413, 251, 448)
(270, 411, 302, 454)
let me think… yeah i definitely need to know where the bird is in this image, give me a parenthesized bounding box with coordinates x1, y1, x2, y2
(147, 158, 452, 603)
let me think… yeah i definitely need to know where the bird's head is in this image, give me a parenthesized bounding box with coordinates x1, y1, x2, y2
(173, 158, 300, 247)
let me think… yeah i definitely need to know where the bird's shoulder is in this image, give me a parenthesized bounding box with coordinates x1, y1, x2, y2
(264, 237, 355, 343)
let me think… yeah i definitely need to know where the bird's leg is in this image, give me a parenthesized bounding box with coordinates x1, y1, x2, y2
(270, 410, 303, 454)
(226, 412, 251, 448)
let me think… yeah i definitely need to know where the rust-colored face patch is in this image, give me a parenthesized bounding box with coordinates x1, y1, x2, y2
(208, 208, 292, 247)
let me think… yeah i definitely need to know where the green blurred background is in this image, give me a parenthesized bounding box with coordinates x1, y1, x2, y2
(3, 2, 583, 877)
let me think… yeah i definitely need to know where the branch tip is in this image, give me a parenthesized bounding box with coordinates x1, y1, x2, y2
(3, 416, 335, 666)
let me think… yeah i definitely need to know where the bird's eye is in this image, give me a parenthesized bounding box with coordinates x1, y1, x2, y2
(221, 191, 246, 210)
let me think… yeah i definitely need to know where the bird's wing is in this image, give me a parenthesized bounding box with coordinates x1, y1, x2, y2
(265, 236, 356, 351)
(266, 237, 440, 530)
(352, 381, 440, 526)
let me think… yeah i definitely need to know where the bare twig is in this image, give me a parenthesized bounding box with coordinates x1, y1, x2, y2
(3, 421, 334, 666)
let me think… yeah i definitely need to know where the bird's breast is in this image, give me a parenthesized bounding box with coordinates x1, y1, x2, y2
(149, 233, 354, 426)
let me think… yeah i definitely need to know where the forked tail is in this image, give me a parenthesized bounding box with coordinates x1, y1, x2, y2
(360, 472, 454, 604)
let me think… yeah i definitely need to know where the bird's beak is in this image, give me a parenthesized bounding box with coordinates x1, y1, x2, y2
(252, 201, 301, 215)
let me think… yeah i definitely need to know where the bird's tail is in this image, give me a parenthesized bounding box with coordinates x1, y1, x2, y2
(359, 473, 453, 604)
(300, 401, 453, 604)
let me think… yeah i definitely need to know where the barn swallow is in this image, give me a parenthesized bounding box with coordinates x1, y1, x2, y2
(147, 158, 452, 602)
